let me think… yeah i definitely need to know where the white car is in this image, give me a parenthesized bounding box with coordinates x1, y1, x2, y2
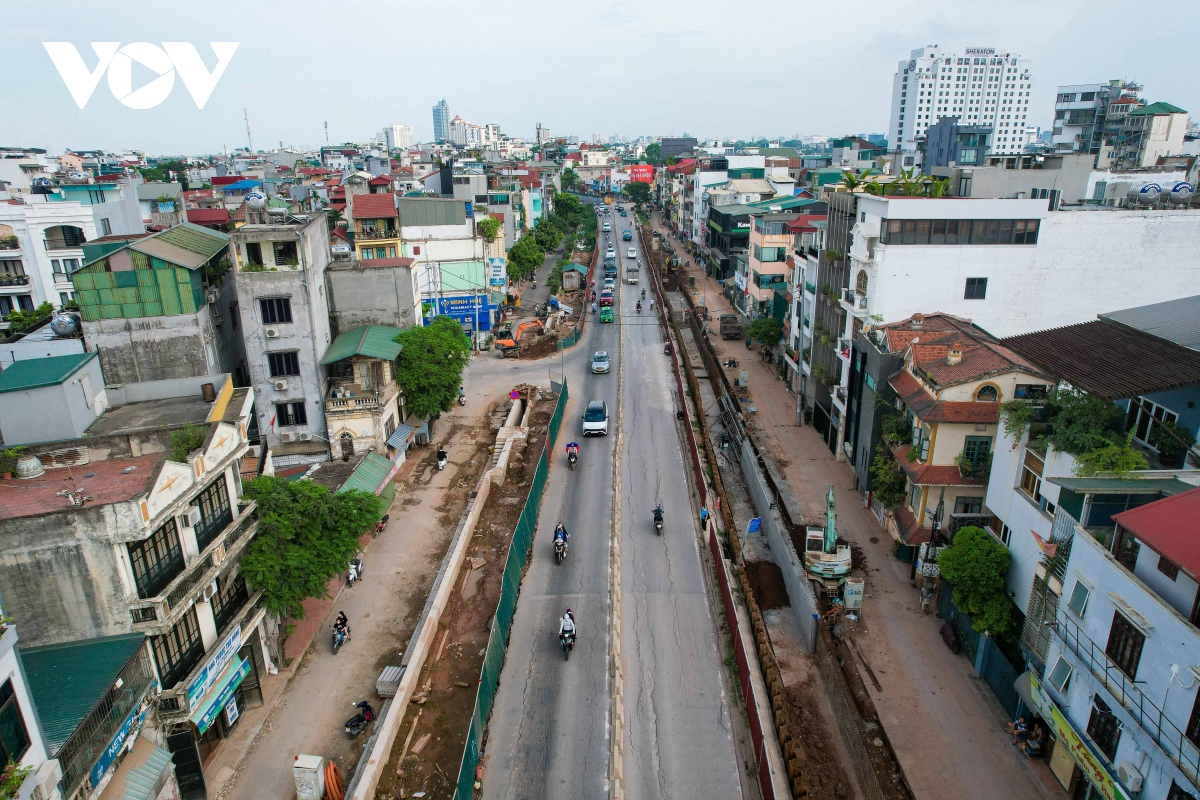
(582, 400, 609, 436)
(602, 222, 612, 232)
(591, 351, 610, 374)
(626, 248, 636, 259)
(606, 247, 616, 259)
(603, 277, 616, 290)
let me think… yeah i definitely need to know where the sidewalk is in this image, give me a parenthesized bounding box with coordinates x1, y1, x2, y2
(649, 211, 1066, 800)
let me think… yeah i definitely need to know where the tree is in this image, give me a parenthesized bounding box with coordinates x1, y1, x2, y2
(240, 477, 383, 619)
(937, 526, 1015, 637)
(624, 181, 652, 205)
(507, 236, 545, 280)
(869, 446, 906, 506)
(560, 168, 580, 191)
(393, 316, 472, 419)
(644, 142, 663, 165)
(746, 316, 783, 347)
(476, 217, 502, 242)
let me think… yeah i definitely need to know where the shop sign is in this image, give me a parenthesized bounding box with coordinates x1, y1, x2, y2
(187, 626, 242, 709)
(488, 257, 506, 286)
(733, 272, 747, 291)
(1029, 674, 1131, 800)
(90, 696, 150, 787)
(193, 658, 251, 735)
(224, 696, 240, 726)
(434, 295, 495, 330)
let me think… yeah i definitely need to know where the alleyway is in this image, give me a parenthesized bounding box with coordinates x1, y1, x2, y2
(649, 211, 1068, 800)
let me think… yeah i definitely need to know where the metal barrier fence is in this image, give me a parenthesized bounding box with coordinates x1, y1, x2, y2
(453, 378, 568, 799)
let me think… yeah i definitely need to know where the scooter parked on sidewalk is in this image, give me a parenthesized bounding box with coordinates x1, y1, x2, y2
(347, 556, 363, 587)
(345, 701, 376, 738)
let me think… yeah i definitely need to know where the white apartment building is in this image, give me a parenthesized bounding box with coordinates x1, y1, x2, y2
(830, 195, 1200, 456)
(889, 46, 1034, 157)
(382, 124, 414, 151)
(0, 148, 56, 197)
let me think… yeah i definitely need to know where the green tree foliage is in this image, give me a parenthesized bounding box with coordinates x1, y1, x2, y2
(1074, 434, 1150, 477)
(0, 760, 34, 799)
(531, 219, 563, 251)
(644, 142, 663, 165)
(746, 316, 783, 346)
(240, 477, 382, 619)
(869, 446, 906, 506)
(393, 316, 471, 419)
(507, 236, 545, 280)
(623, 181, 652, 205)
(560, 168, 580, 191)
(4, 302, 53, 335)
(999, 386, 1133, 468)
(476, 217, 502, 242)
(1147, 417, 1196, 464)
(938, 526, 1015, 637)
(168, 423, 208, 462)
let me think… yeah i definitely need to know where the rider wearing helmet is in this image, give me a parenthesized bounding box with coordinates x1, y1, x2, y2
(559, 609, 576, 640)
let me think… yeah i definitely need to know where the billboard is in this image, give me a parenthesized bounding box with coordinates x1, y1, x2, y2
(434, 294, 495, 331)
(630, 164, 655, 183)
(488, 257, 506, 286)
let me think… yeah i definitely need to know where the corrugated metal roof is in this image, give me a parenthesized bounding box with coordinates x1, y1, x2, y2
(1002, 319, 1200, 400)
(338, 451, 394, 494)
(396, 197, 466, 227)
(131, 237, 210, 269)
(1046, 476, 1194, 495)
(152, 222, 230, 259)
(386, 423, 416, 449)
(0, 352, 97, 393)
(319, 325, 405, 364)
(1099, 294, 1200, 353)
(22, 633, 146, 754)
(1129, 101, 1187, 116)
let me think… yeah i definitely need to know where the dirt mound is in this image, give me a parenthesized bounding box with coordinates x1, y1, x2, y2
(744, 559, 790, 610)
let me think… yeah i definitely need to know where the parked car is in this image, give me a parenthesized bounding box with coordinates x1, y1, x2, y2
(591, 351, 610, 374)
(582, 400, 609, 436)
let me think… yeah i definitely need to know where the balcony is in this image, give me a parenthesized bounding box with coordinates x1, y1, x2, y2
(0, 275, 29, 287)
(0, 238, 20, 251)
(837, 336, 850, 361)
(356, 227, 399, 241)
(840, 288, 869, 318)
(326, 381, 391, 412)
(128, 503, 258, 633)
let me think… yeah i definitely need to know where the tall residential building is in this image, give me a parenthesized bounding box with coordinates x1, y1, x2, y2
(382, 124, 414, 151)
(889, 46, 1033, 159)
(432, 100, 451, 143)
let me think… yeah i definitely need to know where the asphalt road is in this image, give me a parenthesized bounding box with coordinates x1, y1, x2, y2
(482, 204, 741, 799)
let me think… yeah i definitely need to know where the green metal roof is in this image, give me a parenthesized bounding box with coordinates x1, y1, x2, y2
(151, 222, 230, 259)
(21, 633, 146, 753)
(1129, 101, 1186, 116)
(319, 325, 405, 365)
(1047, 476, 1194, 495)
(395, 197, 466, 227)
(758, 147, 799, 158)
(339, 451, 395, 494)
(564, 263, 588, 274)
(0, 352, 97, 393)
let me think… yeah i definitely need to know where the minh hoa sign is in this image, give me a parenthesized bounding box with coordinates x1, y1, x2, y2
(43, 42, 239, 109)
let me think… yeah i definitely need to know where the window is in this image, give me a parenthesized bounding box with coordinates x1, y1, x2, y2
(0, 260, 24, 279)
(962, 436, 992, 469)
(1047, 655, 1074, 693)
(128, 518, 184, 599)
(260, 297, 292, 324)
(1067, 579, 1091, 617)
(1014, 384, 1050, 403)
(1019, 448, 1044, 504)
(1188, 690, 1200, 748)
(268, 351, 300, 377)
(1087, 695, 1121, 762)
(276, 401, 308, 427)
(908, 481, 921, 511)
(1158, 555, 1180, 581)
(988, 516, 1012, 545)
(952, 494, 984, 515)
(194, 477, 232, 551)
(1105, 612, 1145, 679)
(1126, 396, 1179, 450)
(0, 680, 29, 766)
(882, 219, 1038, 245)
(975, 384, 998, 401)
(1168, 781, 1198, 800)
(100, 218, 112, 236)
(211, 572, 249, 633)
(151, 607, 203, 689)
(855, 271, 868, 295)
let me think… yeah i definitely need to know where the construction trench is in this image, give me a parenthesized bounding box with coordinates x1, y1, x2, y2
(644, 225, 915, 800)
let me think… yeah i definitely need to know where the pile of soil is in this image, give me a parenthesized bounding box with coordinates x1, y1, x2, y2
(782, 681, 853, 800)
(518, 329, 561, 360)
(375, 396, 558, 800)
(743, 559, 790, 611)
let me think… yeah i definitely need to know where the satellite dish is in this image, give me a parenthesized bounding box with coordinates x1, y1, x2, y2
(244, 191, 268, 210)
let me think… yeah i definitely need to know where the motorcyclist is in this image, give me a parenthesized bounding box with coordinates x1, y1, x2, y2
(592, 302, 597, 314)
(565, 442, 579, 458)
(641, 288, 646, 299)
(653, 505, 664, 524)
(559, 609, 576, 642)
(636, 301, 642, 313)
(334, 611, 350, 639)
(554, 521, 569, 543)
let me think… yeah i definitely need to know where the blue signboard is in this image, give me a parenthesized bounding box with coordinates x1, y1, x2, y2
(434, 295, 495, 331)
(191, 658, 251, 735)
(90, 686, 154, 787)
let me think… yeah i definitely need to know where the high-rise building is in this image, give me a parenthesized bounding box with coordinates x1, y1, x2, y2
(382, 124, 414, 151)
(889, 46, 1033, 159)
(432, 100, 451, 142)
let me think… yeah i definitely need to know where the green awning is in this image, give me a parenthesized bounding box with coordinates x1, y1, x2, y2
(191, 657, 250, 734)
(1047, 476, 1194, 495)
(320, 325, 406, 365)
(339, 451, 396, 495)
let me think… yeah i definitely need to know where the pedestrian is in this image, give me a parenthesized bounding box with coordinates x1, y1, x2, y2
(700, 507, 709, 527)
(1006, 716, 1028, 745)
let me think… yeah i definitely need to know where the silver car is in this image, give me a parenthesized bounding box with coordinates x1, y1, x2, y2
(591, 351, 610, 374)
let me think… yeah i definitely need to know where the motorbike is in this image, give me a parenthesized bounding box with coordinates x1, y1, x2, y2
(636, 302, 642, 314)
(332, 624, 349, 654)
(437, 448, 448, 471)
(559, 632, 575, 660)
(347, 556, 363, 587)
(345, 701, 376, 738)
(458, 391, 466, 406)
(745, 337, 753, 350)
(664, 343, 671, 355)
(554, 538, 567, 564)
(374, 513, 389, 536)
(653, 508, 664, 536)
(568, 450, 578, 470)
(722, 358, 739, 368)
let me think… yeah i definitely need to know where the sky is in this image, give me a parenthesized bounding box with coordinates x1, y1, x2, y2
(3, 0, 1199, 156)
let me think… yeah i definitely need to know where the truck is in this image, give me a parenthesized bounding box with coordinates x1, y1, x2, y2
(494, 320, 543, 358)
(719, 313, 742, 339)
(625, 261, 639, 284)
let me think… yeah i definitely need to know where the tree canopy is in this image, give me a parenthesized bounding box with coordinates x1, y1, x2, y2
(560, 168, 580, 191)
(476, 217, 502, 242)
(937, 526, 1015, 637)
(623, 181, 652, 205)
(643, 142, 663, 165)
(507, 236, 545, 280)
(393, 316, 472, 419)
(240, 477, 383, 619)
(746, 316, 783, 346)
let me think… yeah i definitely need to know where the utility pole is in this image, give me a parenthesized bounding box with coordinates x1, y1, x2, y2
(244, 108, 253, 154)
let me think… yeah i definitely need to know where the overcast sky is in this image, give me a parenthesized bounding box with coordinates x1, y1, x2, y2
(3, 0, 1198, 155)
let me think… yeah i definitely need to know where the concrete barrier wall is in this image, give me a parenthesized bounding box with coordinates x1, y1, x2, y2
(739, 438, 819, 653)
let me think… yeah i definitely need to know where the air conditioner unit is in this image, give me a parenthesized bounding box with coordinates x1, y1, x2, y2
(1116, 762, 1143, 793)
(298, 432, 313, 442)
(264, 327, 280, 338)
(273, 379, 289, 391)
(198, 581, 218, 603)
(280, 432, 296, 443)
(182, 506, 202, 528)
(206, 287, 220, 304)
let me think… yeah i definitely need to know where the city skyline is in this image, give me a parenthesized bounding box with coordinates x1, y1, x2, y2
(2, 0, 1198, 154)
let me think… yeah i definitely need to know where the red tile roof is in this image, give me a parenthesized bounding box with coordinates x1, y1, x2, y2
(564, 153, 582, 162)
(784, 213, 827, 232)
(0, 454, 165, 520)
(888, 370, 1000, 424)
(881, 312, 1051, 389)
(331, 225, 350, 242)
(1113, 487, 1200, 581)
(184, 189, 214, 201)
(95, 173, 122, 183)
(891, 506, 931, 545)
(211, 176, 241, 186)
(350, 193, 397, 219)
(891, 444, 988, 488)
(186, 208, 231, 225)
(352, 257, 416, 269)
(369, 176, 393, 186)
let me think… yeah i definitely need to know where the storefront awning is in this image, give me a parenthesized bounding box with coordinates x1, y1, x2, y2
(190, 657, 250, 735)
(386, 423, 417, 449)
(1013, 670, 1034, 714)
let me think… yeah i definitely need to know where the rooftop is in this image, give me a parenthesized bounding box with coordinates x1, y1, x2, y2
(1002, 317, 1200, 400)
(350, 193, 398, 220)
(0, 352, 97, 394)
(0, 452, 164, 520)
(1113, 486, 1200, 581)
(1129, 101, 1187, 116)
(86, 394, 215, 437)
(339, 451, 394, 495)
(328, 257, 416, 271)
(889, 370, 1001, 424)
(22, 633, 147, 755)
(881, 313, 1050, 388)
(1099, 294, 1200, 353)
(186, 208, 231, 226)
(320, 324, 405, 365)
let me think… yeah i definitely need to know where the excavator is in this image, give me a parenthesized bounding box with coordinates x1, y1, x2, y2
(804, 485, 852, 595)
(494, 319, 543, 358)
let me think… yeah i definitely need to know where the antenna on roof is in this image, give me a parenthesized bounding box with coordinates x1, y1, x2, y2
(244, 108, 253, 154)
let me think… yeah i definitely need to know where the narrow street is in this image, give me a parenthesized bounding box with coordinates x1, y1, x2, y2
(649, 210, 1068, 800)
